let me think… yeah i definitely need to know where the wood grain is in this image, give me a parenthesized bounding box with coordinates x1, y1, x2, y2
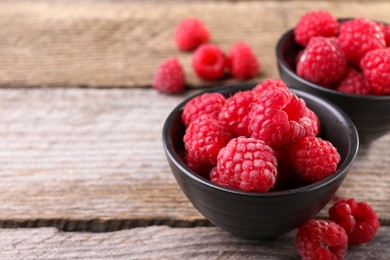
(0, 226, 388, 259)
(0, 88, 388, 230)
(0, 0, 389, 88)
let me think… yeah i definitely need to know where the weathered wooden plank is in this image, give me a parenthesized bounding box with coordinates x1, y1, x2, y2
(0, 1, 389, 87)
(0, 226, 388, 259)
(0, 88, 388, 229)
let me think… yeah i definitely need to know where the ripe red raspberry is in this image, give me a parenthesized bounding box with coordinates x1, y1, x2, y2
(337, 68, 371, 95)
(184, 114, 232, 167)
(296, 219, 348, 260)
(329, 198, 380, 245)
(299, 108, 320, 137)
(289, 136, 341, 183)
(211, 137, 278, 192)
(297, 37, 348, 86)
(360, 48, 390, 95)
(338, 18, 385, 64)
(218, 90, 257, 136)
(294, 10, 339, 46)
(248, 89, 315, 148)
(192, 44, 227, 81)
(252, 79, 288, 97)
(152, 58, 185, 94)
(227, 41, 260, 79)
(182, 92, 226, 127)
(174, 18, 210, 51)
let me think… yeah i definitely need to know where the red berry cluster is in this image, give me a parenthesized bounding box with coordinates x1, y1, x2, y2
(296, 198, 380, 260)
(152, 18, 261, 94)
(294, 10, 390, 95)
(181, 79, 340, 192)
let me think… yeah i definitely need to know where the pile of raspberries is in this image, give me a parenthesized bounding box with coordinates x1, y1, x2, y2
(181, 79, 380, 259)
(182, 79, 336, 192)
(152, 18, 260, 94)
(294, 10, 390, 95)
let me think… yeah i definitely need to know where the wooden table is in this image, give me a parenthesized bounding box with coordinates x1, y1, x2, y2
(0, 1, 389, 259)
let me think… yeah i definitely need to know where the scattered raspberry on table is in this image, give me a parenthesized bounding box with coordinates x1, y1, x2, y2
(152, 58, 185, 94)
(227, 41, 260, 80)
(192, 44, 227, 81)
(174, 18, 210, 51)
(296, 219, 348, 260)
(329, 198, 380, 245)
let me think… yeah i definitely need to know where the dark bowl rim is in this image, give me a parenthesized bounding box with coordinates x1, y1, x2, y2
(275, 23, 390, 101)
(162, 84, 359, 198)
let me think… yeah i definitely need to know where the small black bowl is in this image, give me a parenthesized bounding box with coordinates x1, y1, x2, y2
(276, 28, 390, 143)
(162, 84, 359, 239)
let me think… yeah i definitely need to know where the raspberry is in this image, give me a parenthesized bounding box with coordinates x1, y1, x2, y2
(329, 198, 380, 245)
(337, 68, 371, 95)
(294, 10, 339, 46)
(182, 92, 226, 127)
(289, 136, 341, 183)
(248, 89, 315, 148)
(174, 18, 210, 51)
(296, 219, 348, 260)
(152, 58, 185, 94)
(297, 37, 348, 86)
(338, 18, 385, 64)
(360, 48, 390, 95)
(299, 108, 320, 137)
(192, 44, 227, 81)
(211, 137, 278, 192)
(183, 114, 232, 167)
(218, 90, 257, 136)
(227, 41, 260, 79)
(252, 79, 288, 97)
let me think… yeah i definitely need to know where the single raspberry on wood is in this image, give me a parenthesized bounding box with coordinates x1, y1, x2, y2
(337, 68, 371, 95)
(289, 136, 341, 183)
(296, 219, 348, 260)
(338, 18, 385, 65)
(183, 114, 232, 168)
(152, 58, 185, 94)
(329, 198, 380, 245)
(192, 44, 227, 81)
(211, 137, 278, 192)
(297, 37, 348, 86)
(174, 18, 210, 51)
(227, 41, 260, 79)
(360, 48, 390, 95)
(182, 92, 226, 127)
(218, 90, 257, 137)
(294, 10, 339, 46)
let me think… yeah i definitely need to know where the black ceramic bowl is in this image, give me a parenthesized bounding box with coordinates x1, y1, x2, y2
(276, 28, 390, 143)
(162, 84, 359, 239)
